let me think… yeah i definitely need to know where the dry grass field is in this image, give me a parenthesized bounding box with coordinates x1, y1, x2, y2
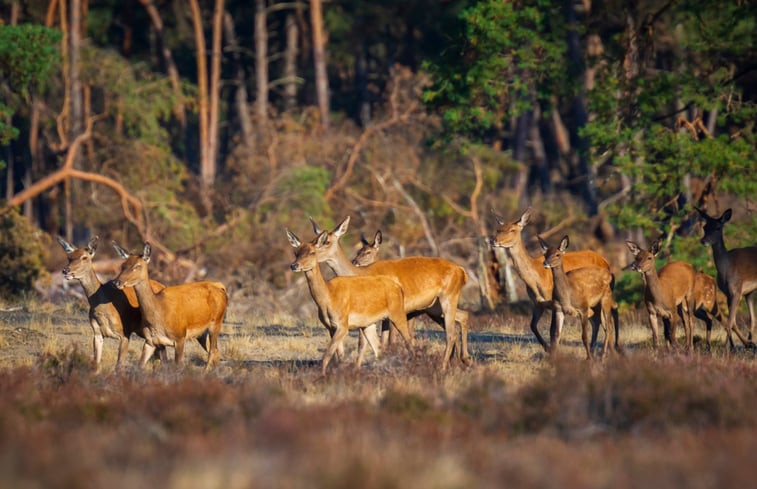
(1, 297, 757, 489)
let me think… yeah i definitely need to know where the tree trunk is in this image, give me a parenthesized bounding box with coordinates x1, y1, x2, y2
(254, 0, 268, 119)
(206, 0, 224, 215)
(355, 36, 370, 127)
(529, 105, 551, 194)
(66, 0, 83, 241)
(310, 0, 329, 129)
(283, 12, 298, 111)
(511, 111, 531, 209)
(223, 11, 254, 147)
(564, 0, 597, 216)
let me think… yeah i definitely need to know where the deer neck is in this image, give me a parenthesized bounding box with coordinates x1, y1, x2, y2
(303, 265, 332, 314)
(642, 267, 667, 307)
(708, 232, 731, 276)
(77, 267, 104, 301)
(549, 263, 573, 308)
(506, 239, 553, 301)
(323, 245, 360, 277)
(131, 275, 163, 324)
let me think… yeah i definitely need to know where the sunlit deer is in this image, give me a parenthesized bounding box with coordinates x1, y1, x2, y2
(288, 230, 413, 375)
(626, 239, 695, 350)
(540, 236, 616, 359)
(352, 230, 383, 267)
(57, 236, 170, 371)
(490, 208, 619, 353)
(306, 216, 469, 371)
(691, 272, 751, 349)
(696, 207, 757, 348)
(113, 242, 227, 370)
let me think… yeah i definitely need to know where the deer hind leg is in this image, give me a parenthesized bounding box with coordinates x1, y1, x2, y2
(205, 325, 221, 370)
(356, 324, 381, 370)
(580, 314, 593, 361)
(694, 308, 714, 351)
(455, 309, 472, 366)
(746, 290, 757, 342)
(115, 334, 129, 370)
(600, 294, 615, 357)
(549, 308, 567, 354)
(439, 293, 462, 371)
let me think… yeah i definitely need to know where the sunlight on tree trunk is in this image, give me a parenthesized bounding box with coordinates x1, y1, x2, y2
(310, 0, 329, 129)
(255, 0, 268, 119)
(283, 13, 298, 111)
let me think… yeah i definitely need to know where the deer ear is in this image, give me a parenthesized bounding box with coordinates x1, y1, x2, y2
(517, 208, 533, 228)
(334, 216, 350, 237)
(315, 230, 329, 248)
(86, 236, 99, 256)
(309, 216, 322, 235)
(112, 241, 130, 260)
(721, 209, 732, 223)
(626, 241, 641, 257)
(142, 243, 152, 263)
(492, 208, 505, 226)
(559, 235, 569, 251)
(650, 239, 663, 256)
(374, 230, 382, 247)
(57, 236, 75, 254)
(286, 229, 301, 248)
(537, 236, 549, 253)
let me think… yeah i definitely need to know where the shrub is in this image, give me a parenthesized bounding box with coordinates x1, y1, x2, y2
(0, 209, 48, 299)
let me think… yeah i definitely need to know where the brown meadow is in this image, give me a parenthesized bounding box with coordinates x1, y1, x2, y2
(1, 300, 757, 488)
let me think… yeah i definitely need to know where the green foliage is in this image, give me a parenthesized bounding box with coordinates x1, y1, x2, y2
(265, 165, 332, 225)
(613, 271, 644, 310)
(0, 24, 61, 95)
(0, 24, 60, 151)
(0, 209, 48, 299)
(583, 1, 757, 235)
(423, 0, 568, 143)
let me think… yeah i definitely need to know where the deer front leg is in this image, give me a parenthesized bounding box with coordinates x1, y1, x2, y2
(90, 319, 104, 373)
(647, 307, 661, 349)
(530, 305, 549, 351)
(139, 341, 157, 368)
(746, 290, 756, 342)
(174, 337, 186, 366)
(322, 325, 350, 375)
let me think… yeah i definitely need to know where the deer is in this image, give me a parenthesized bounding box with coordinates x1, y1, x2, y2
(626, 239, 696, 350)
(112, 242, 228, 370)
(288, 229, 414, 375)
(539, 236, 616, 360)
(57, 236, 171, 372)
(304, 216, 470, 371)
(490, 207, 619, 354)
(691, 272, 751, 349)
(696, 207, 757, 349)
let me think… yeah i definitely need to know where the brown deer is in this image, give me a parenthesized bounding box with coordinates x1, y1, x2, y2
(305, 216, 469, 371)
(626, 239, 696, 350)
(113, 242, 227, 370)
(288, 230, 413, 375)
(696, 207, 757, 348)
(691, 272, 751, 349)
(490, 208, 619, 353)
(57, 236, 169, 371)
(539, 236, 616, 359)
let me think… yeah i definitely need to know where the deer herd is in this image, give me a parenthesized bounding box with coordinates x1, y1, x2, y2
(56, 206, 757, 375)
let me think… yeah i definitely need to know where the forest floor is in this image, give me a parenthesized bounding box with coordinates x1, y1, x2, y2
(1, 298, 756, 488)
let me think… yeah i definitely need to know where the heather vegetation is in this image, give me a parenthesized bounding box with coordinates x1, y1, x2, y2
(1, 1, 756, 487)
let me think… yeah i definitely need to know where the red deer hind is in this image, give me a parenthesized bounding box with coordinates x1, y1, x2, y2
(113, 242, 227, 370)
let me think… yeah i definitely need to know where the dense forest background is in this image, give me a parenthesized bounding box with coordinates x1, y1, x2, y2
(0, 0, 755, 310)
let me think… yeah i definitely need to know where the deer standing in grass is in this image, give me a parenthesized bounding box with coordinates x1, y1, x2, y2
(288, 230, 414, 375)
(626, 240, 696, 350)
(490, 208, 619, 353)
(539, 236, 616, 359)
(692, 272, 751, 349)
(113, 242, 227, 370)
(57, 236, 170, 372)
(307, 216, 470, 371)
(696, 208, 757, 348)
